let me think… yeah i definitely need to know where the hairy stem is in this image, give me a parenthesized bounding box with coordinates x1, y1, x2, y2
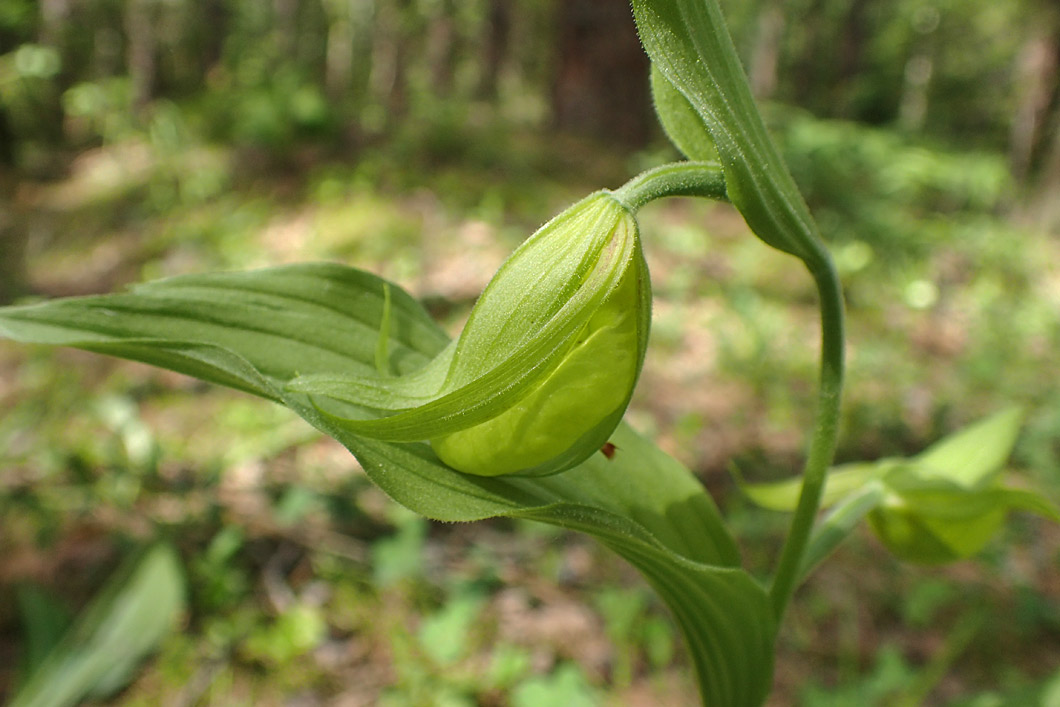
(611, 161, 728, 212)
(613, 158, 846, 624)
(768, 252, 845, 621)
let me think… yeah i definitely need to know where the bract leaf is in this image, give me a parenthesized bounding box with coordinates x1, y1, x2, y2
(650, 64, 719, 162)
(994, 486, 1060, 522)
(860, 408, 1057, 564)
(0, 263, 773, 706)
(867, 495, 1007, 565)
(740, 407, 1057, 569)
(632, 0, 826, 264)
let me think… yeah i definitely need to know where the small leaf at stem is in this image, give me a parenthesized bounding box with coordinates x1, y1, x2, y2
(912, 406, 1024, 488)
(741, 407, 1060, 567)
(632, 0, 828, 266)
(650, 65, 719, 162)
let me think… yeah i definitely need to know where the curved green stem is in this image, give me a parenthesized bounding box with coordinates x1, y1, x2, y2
(611, 161, 728, 212)
(612, 159, 846, 624)
(768, 252, 845, 621)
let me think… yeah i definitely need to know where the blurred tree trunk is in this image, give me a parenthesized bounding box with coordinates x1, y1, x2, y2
(790, 0, 826, 107)
(749, 0, 784, 100)
(898, 14, 937, 132)
(476, 0, 510, 100)
(551, 0, 651, 146)
(196, 0, 228, 82)
(0, 110, 26, 304)
(1010, 19, 1059, 183)
(835, 0, 868, 116)
(427, 0, 457, 96)
(324, 0, 355, 100)
(274, 0, 299, 60)
(0, 218, 27, 304)
(370, 0, 411, 125)
(124, 0, 157, 112)
(1025, 33, 1060, 229)
(785, 0, 874, 120)
(1035, 118, 1060, 229)
(38, 0, 70, 47)
(92, 24, 122, 79)
(36, 0, 68, 144)
(1006, 1, 1060, 229)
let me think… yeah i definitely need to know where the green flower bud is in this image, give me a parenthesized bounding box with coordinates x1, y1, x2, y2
(432, 192, 650, 477)
(288, 191, 650, 478)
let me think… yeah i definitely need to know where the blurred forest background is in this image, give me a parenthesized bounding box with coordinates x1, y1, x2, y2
(2, 0, 1060, 704)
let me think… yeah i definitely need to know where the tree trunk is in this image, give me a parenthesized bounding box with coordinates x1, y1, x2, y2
(835, 0, 869, 117)
(38, 0, 71, 48)
(196, 0, 228, 82)
(324, 0, 355, 101)
(427, 0, 457, 97)
(370, 0, 411, 126)
(898, 52, 933, 131)
(749, 0, 784, 100)
(898, 6, 940, 132)
(0, 113, 27, 304)
(551, 0, 651, 146)
(1010, 26, 1059, 182)
(1027, 43, 1060, 230)
(789, 0, 826, 107)
(124, 0, 157, 113)
(35, 0, 69, 145)
(274, 0, 300, 61)
(476, 0, 510, 100)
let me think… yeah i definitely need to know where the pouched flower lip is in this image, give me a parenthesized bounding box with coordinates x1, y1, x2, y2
(286, 191, 652, 477)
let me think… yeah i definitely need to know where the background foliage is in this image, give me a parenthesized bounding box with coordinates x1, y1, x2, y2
(1, 0, 1059, 704)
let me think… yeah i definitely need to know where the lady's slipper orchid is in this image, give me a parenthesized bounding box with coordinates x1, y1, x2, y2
(288, 191, 651, 477)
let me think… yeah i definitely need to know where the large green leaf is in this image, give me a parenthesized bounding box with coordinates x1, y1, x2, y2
(15, 586, 74, 685)
(0, 264, 775, 706)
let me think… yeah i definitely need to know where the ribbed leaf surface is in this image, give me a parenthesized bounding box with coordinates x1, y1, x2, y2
(1, 263, 775, 705)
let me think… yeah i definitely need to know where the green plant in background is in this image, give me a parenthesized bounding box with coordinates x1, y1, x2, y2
(10, 544, 185, 707)
(2, 0, 1058, 705)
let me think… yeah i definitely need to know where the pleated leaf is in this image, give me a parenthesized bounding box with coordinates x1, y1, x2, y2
(0, 263, 775, 706)
(632, 0, 826, 265)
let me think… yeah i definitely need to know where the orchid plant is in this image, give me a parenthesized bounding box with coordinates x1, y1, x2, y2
(2, 1, 1057, 704)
